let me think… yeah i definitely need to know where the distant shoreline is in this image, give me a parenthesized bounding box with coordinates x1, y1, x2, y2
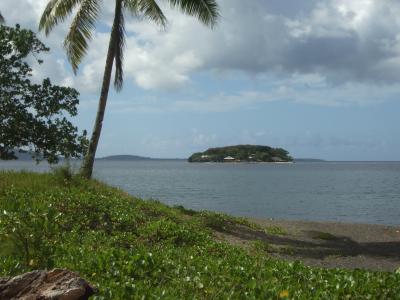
(96, 155, 184, 161)
(3, 158, 400, 163)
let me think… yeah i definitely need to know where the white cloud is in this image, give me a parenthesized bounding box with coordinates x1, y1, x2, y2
(119, 0, 400, 90)
(102, 71, 400, 114)
(3, 0, 400, 103)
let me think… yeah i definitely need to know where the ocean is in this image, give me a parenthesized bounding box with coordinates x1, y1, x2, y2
(1, 160, 399, 225)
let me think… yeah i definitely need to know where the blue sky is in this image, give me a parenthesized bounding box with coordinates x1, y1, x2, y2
(1, 0, 400, 160)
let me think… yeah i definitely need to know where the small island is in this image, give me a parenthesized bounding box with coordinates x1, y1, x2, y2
(188, 145, 293, 163)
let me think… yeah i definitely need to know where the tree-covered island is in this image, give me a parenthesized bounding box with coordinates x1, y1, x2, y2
(188, 145, 293, 163)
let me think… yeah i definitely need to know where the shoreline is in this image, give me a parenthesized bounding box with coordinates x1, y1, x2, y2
(216, 217, 400, 271)
(250, 217, 400, 241)
(252, 216, 400, 228)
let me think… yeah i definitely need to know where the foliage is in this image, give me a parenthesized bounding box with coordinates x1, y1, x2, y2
(188, 145, 293, 162)
(264, 226, 288, 236)
(194, 210, 262, 232)
(1, 171, 400, 299)
(0, 25, 87, 163)
(50, 161, 83, 186)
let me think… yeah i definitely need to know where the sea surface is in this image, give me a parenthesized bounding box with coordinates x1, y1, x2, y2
(1, 160, 399, 225)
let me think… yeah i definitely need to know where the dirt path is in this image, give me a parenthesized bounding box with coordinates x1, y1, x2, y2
(214, 218, 400, 271)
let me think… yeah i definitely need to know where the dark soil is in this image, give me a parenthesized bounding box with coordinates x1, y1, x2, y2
(213, 218, 400, 271)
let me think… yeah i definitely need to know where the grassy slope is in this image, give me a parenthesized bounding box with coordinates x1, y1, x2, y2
(0, 171, 399, 299)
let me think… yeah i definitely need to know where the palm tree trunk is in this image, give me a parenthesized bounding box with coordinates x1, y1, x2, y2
(80, 2, 121, 179)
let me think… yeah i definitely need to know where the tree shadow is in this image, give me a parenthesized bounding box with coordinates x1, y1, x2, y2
(217, 224, 400, 260)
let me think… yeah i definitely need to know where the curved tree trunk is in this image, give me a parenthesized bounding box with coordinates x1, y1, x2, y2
(80, 1, 121, 179)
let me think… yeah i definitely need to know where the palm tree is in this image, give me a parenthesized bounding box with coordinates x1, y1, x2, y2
(39, 0, 219, 178)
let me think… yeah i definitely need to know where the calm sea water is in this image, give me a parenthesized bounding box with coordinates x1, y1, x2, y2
(1, 160, 399, 225)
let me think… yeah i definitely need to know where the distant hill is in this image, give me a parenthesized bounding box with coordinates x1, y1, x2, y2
(97, 155, 151, 161)
(4, 150, 44, 161)
(13, 151, 37, 161)
(188, 145, 293, 163)
(5, 150, 76, 162)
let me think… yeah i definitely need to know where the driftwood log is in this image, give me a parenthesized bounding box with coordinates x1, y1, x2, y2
(0, 269, 97, 300)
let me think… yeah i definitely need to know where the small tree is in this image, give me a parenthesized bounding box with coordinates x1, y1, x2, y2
(0, 24, 87, 163)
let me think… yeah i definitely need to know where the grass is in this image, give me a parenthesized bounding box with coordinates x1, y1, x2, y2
(264, 225, 288, 236)
(252, 241, 295, 256)
(1, 171, 400, 299)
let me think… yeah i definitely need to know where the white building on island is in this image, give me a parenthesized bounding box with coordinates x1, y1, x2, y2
(223, 156, 236, 162)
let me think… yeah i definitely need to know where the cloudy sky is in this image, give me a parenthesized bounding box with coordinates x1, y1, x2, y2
(1, 0, 400, 160)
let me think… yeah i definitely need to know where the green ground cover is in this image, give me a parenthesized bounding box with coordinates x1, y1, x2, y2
(1, 170, 399, 299)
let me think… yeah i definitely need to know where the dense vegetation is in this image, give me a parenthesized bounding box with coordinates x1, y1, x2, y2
(0, 25, 87, 163)
(1, 171, 399, 299)
(188, 145, 293, 162)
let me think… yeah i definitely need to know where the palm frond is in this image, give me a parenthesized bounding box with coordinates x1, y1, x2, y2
(63, 0, 101, 72)
(167, 0, 219, 27)
(113, 0, 125, 90)
(39, 0, 83, 35)
(0, 12, 5, 24)
(124, 0, 167, 27)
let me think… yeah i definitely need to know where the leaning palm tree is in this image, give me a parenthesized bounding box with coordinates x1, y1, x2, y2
(39, 0, 219, 178)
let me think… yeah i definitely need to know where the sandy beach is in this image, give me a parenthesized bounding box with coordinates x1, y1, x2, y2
(215, 218, 400, 271)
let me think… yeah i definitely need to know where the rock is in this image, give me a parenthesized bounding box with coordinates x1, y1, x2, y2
(0, 269, 97, 300)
